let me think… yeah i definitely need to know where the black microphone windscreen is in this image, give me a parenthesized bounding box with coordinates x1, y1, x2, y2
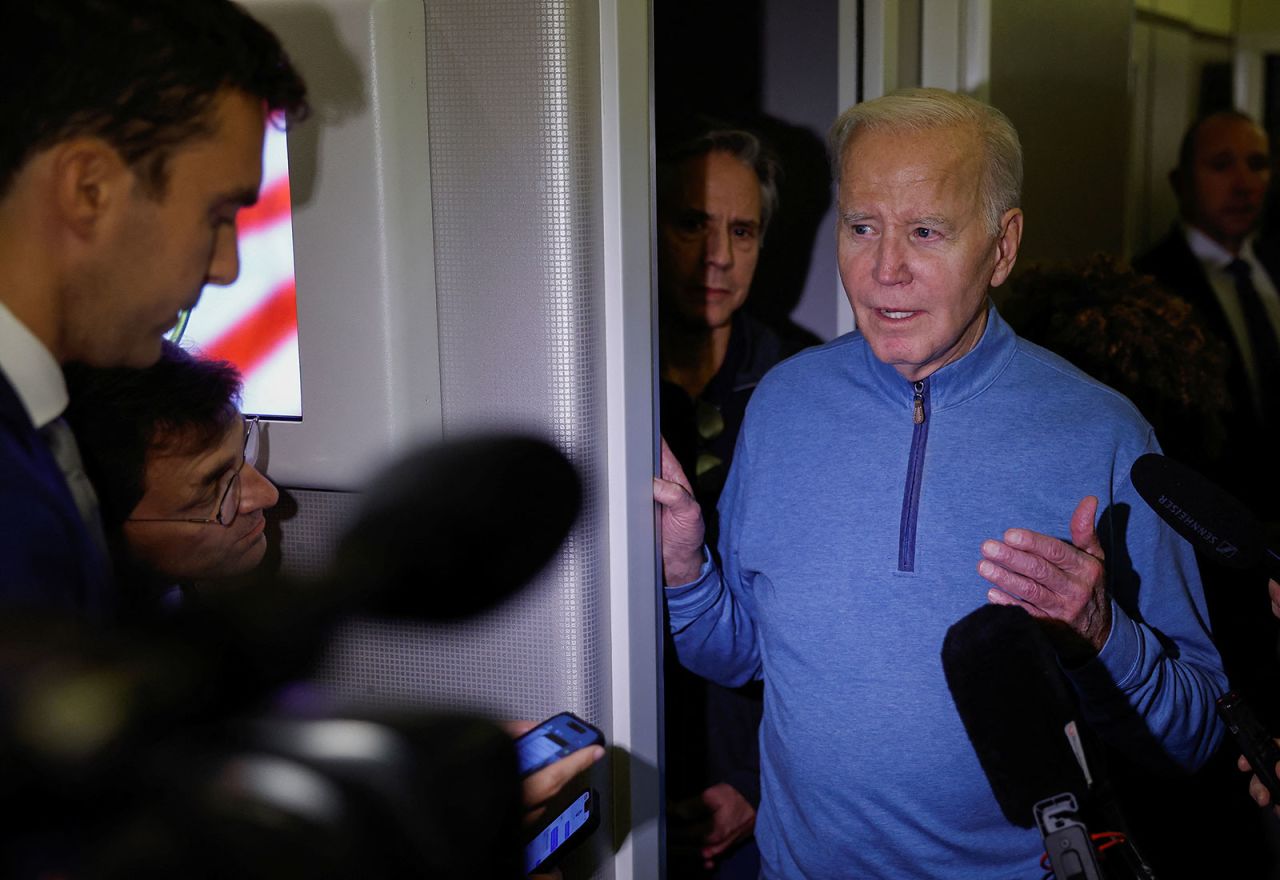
(1130, 453, 1268, 574)
(942, 604, 1091, 828)
(330, 433, 582, 620)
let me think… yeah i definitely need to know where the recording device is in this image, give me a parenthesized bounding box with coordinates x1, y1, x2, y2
(514, 711, 605, 777)
(943, 604, 1156, 879)
(1129, 452, 1280, 581)
(90, 714, 525, 878)
(1035, 793, 1105, 880)
(524, 788, 600, 874)
(0, 433, 583, 876)
(1217, 691, 1280, 804)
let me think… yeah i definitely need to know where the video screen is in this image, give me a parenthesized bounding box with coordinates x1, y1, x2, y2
(175, 121, 302, 420)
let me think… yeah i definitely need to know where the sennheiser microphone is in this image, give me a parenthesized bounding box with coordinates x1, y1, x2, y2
(1131, 454, 1280, 809)
(1130, 453, 1280, 581)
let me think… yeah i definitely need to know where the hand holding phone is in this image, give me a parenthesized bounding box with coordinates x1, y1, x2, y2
(514, 712, 605, 777)
(511, 713, 605, 875)
(524, 788, 600, 874)
(508, 712, 605, 834)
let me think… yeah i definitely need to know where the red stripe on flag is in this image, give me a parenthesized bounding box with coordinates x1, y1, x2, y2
(237, 177, 292, 237)
(204, 281, 298, 375)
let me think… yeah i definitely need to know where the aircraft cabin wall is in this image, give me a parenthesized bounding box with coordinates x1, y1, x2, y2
(237, 1, 657, 877)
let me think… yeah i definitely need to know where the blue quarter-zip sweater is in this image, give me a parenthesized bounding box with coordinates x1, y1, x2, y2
(666, 306, 1227, 879)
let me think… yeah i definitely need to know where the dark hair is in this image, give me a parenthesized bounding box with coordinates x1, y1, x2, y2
(1175, 110, 1263, 174)
(658, 122, 781, 240)
(63, 341, 244, 530)
(1002, 254, 1232, 463)
(1, 0, 308, 198)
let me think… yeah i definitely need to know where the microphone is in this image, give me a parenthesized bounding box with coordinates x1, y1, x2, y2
(0, 433, 582, 875)
(943, 604, 1157, 879)
(941, 604, 1092, 829)
(1129, 452, 1280, 581)
(1130, 453, 1280, 805)
(0, 433, 583, 795)
(327, 432, 583, 620)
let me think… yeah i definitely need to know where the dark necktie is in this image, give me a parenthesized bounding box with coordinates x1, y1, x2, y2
(1225, 258, 1280, 428)
(40, 416, 109, 557)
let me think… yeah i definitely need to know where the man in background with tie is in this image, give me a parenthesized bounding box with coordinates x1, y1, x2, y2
(0, 0, 307, 617)
(1134, 111, 1280, 873)
(1134, 110, 1280, 508)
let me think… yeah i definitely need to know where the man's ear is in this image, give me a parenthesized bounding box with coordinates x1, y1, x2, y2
(989, 208, 1023, 288)
(51, 138, 131, 240)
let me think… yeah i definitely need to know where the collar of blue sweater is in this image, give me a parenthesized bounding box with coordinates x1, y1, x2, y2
(858, 301, 1016, 412)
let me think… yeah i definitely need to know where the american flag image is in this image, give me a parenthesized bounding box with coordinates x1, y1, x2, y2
(178, 123, 302, 419)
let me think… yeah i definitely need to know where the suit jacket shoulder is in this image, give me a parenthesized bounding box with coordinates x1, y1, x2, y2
(0, 372, 111, 617)
(1134, 226, 1241, 349)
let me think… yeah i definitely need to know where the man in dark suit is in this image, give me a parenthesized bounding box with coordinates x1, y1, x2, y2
(1133, 111, 1280, 877)
(1133, 110, 1280, 506)
(0, 1, 307, 618)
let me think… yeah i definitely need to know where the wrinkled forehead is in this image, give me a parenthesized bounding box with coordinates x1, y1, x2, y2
(843, 122, 982, 166)
(839, 124, 985, 206)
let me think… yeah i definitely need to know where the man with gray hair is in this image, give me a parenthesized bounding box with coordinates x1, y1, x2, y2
(655, 88, 1226, 877)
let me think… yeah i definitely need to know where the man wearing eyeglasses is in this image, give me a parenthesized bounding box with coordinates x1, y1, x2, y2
(63, 342, 278, 613)
(0, 0, 306, 616)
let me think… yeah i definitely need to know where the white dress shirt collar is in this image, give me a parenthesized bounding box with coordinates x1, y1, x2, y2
(1183, 224, 1238, 268)
(0, 301, 67, 430)
(1182, 223, 1270, 273)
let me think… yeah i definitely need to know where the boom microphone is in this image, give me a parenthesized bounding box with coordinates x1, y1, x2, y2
(328, 432, 583, 619)
(1129, 453, 1280, 581)
(0, 433, 583, 799)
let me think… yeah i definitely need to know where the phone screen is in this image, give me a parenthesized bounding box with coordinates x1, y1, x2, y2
(515, 712, 604, 777)
(524, 790, 594, 873)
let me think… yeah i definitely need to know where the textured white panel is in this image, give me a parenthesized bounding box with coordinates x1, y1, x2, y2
(272, 487, 363, 579)
(310, 0, 608, 739)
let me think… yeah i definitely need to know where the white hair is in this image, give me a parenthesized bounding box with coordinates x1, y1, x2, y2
(828, 87, 1023, 235)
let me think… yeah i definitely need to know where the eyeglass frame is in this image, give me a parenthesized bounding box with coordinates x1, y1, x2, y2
(126, 415, 261, 528)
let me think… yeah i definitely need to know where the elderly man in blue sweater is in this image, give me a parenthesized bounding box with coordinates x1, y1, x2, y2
(654, 88, 1228, 878)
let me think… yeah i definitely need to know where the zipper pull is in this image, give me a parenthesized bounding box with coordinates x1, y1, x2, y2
(912, 381, 925, 425)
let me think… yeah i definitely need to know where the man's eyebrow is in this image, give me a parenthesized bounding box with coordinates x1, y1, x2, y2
(911, 215, 955, 231)
(192, 452, 239, 489)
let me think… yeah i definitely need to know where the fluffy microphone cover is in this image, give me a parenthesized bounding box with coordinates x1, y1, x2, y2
(942, 604, 1093, 828)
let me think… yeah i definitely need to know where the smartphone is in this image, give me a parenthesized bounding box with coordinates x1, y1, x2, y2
(524, 788, 599, 874)
(514, 711, 605, 777)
